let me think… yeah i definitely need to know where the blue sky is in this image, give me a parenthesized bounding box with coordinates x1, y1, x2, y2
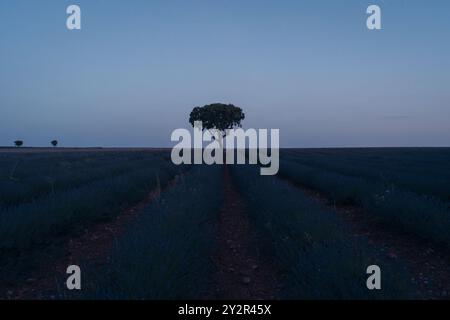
(0, 0, 449, 147)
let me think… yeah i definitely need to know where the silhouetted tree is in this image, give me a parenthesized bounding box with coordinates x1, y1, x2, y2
(189, 103, 245, 139)
(14, 140, 23, 147)
(51, 140, 58, 147)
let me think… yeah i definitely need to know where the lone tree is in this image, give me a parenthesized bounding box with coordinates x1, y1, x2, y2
(189, 103, 245, 140)
(14, 140, 23, 147)
(51, 140, 58, 147)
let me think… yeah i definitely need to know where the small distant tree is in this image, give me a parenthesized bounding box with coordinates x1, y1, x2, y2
(189, 103, 245, 144)
(51, 140, 58, 147)
(14, 140, 23, 147)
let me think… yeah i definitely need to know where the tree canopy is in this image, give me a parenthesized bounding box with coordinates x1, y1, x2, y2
(189, 103, 245, 136)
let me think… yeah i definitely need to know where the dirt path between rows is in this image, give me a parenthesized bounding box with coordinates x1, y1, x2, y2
(4, 174, 184, 300)
(280, 176, 450, 299)
(210, 166, 280, 299)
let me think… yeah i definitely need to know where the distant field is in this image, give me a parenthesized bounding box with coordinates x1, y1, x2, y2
(281, 148, 450, 201)
(280, 148, 450, 246)
(0, 147, 171, 154)
(1, 148, 449, 299)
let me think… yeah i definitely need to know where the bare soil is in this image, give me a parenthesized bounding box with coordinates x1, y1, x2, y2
(210, 166, 281, 299)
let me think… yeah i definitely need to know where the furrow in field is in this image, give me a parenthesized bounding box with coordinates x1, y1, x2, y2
(280, 175, 450, 299)
(70, 165, 222, 299)
(210, 166, 280, 299)
(232, 165, 415, 299)
(4, 172, 186, 299)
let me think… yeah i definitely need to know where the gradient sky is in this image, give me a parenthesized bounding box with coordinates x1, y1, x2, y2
(1, 0, 449, 147)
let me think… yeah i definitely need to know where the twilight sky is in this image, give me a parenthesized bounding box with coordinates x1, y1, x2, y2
(0, 0, 449, 147)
